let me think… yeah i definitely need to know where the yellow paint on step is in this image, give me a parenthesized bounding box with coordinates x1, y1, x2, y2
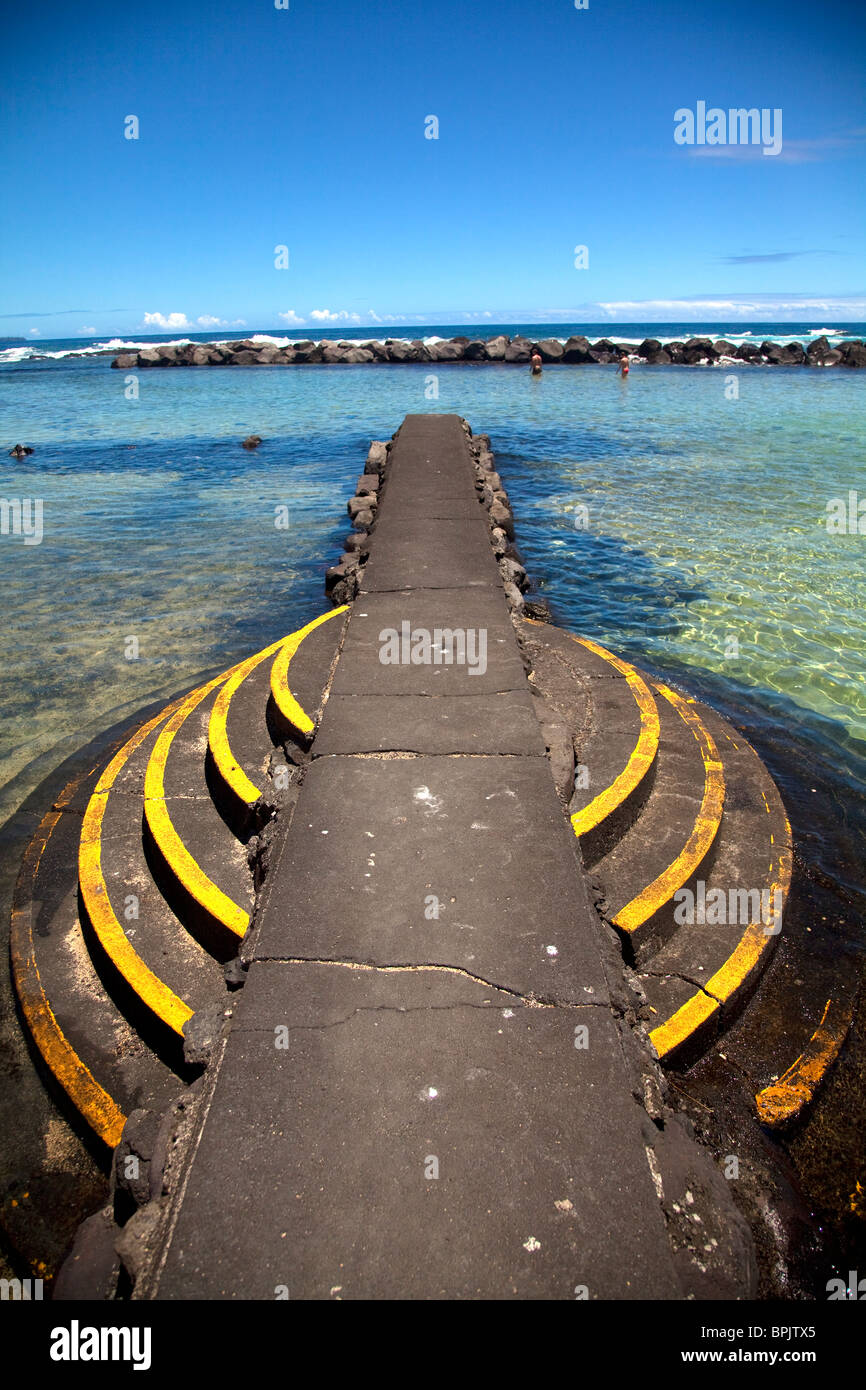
(79, 700, 195, 1039)
(211, 607, 347, 805)
(11, 794, 127, 1149)
(755, 998, 853, 1128)
(613, 683, 725, 937)
(269, 606, 348, 738)
(145, 675, 251, 940)
(565, 636, 660, 839)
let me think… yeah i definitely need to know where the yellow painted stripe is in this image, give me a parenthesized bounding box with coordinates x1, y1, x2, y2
(756, 998, 852, 1127)
(209, 607, 346, 806)
(79, 699, 194, 1038)
(269, 606, 348, 737)
(144, 675, 250, 939)
(649, 989, 719, 1063)
(567, 636, 660, 839)
(614, 682, 725, 936)
(11, 797, 127, 1148)
(651, 784, 792, 1063)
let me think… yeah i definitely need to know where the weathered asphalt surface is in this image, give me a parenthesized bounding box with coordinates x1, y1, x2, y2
(150, 416, 748, 1299)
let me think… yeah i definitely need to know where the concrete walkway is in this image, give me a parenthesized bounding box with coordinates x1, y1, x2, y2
(149, 417, 726, 1299)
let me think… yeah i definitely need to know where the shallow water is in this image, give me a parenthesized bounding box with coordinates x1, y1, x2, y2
(1, 357, 864, 912)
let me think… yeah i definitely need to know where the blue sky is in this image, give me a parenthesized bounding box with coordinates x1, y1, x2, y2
(1, 0, 864, 337)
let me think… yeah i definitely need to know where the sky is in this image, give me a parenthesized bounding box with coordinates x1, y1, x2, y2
(1, 0, 864, 338)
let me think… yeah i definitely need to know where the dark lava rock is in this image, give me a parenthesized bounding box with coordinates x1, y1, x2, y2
(713, 340, 738, 356)
(638, 338, 663, 357)
(111, 353, 137, 368)
(645, 349, 672, 365)
(427, 340, 465, 361)
(463, 340, 490, 361)
(839, 340, 866, 367)
(485, 334, 509, 360)
(504, 337, 532, 362)
(563, 335, 593, 363)
(537, 338, 565, 362)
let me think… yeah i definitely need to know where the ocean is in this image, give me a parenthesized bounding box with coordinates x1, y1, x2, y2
(1, 322, 864, 920)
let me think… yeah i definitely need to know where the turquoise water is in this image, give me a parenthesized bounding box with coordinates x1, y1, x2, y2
(1, 356, 864, 907)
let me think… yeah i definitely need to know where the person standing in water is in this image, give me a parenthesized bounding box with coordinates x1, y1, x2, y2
(617, 354, 630, 377)
(530, 346, 543, 375)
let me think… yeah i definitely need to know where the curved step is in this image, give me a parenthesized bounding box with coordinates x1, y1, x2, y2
(519, 621, 659, 861)
(568, 638, 660, 860)
(268, 606, 348, 740)
(144, 674, 253, 949)
(12, 781, 179, 1149)
(209, 609, 347, 826)
(79, 703, 226, 1043)
(643, 717, 792, 1066)
(605, 681, 726, 958)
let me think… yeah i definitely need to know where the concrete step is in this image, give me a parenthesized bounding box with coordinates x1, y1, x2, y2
(521, 622, 660, 862)
(79, 705, 226, 1050)
(640, 706, 792, 1067)
(592, 681, 725, 961)
(519, 619, 790, 1069)
(11, 768, 182, 1152)
(208, 611, 348, 834)
(143, 678, 254, 954)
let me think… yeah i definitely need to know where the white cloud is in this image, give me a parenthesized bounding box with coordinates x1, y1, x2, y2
(79, 325, 96, 334)
(196, 315, 228, 328)
(26, 327, 40, 337)
(595, 295, 866, 320)
(309, 309, 361, 323)
(231, 319, 246, 327)
(143, 311, 192, 330)
(278, 310, 306, 326)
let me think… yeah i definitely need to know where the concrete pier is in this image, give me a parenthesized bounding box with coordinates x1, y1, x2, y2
(138, 417, 752, 1299)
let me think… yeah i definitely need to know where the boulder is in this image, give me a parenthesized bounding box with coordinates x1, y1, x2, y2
(589, 347, 617, 363)
(111, 353, 137, 368)
(191, 346, 214, 366)
(366, 441, 389, 473)
(463, 340, 490, 361)
(806, 336, 841, 366)
(504, 337, 531, 362)
(666, 341, 686, 363)
(638, 338, 663, 358)
(592, 339, 618, 353)
(361, 340, 390, 361)
(839, 340, 866, 368)
(485, 335, 509, 360)
(385, 339, 420, 362)
(427, 340, 465, 361)
(137, 347, 163, 366)
(563, 335, 593, 363)
(156, 344, 181, 363)
(760, 342, 787, 364)
(783, 342, 806, 363)
(355, 473, 380, 497)
(735, 342, 761, 361)
(344, 347, 375, 364)
(644, 349, 672, 365)
(257, 347, 285, 364)
(232, 350, 259, 365)
(409, 339, 433, 361)
(683, 334, 717, 361)
(713, 340, 738, 356)
(536, 338, 564, 362)
(322, 344, 348, 363)
(489, 497, 515, 538)
(348, 494, 377, 519)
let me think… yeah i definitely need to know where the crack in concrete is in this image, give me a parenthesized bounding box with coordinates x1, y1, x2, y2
(250, 955, 612, 1010)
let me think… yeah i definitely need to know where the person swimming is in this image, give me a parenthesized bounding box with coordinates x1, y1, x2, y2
(530, 346, 543, 375)
(617, 354, 629, 377)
